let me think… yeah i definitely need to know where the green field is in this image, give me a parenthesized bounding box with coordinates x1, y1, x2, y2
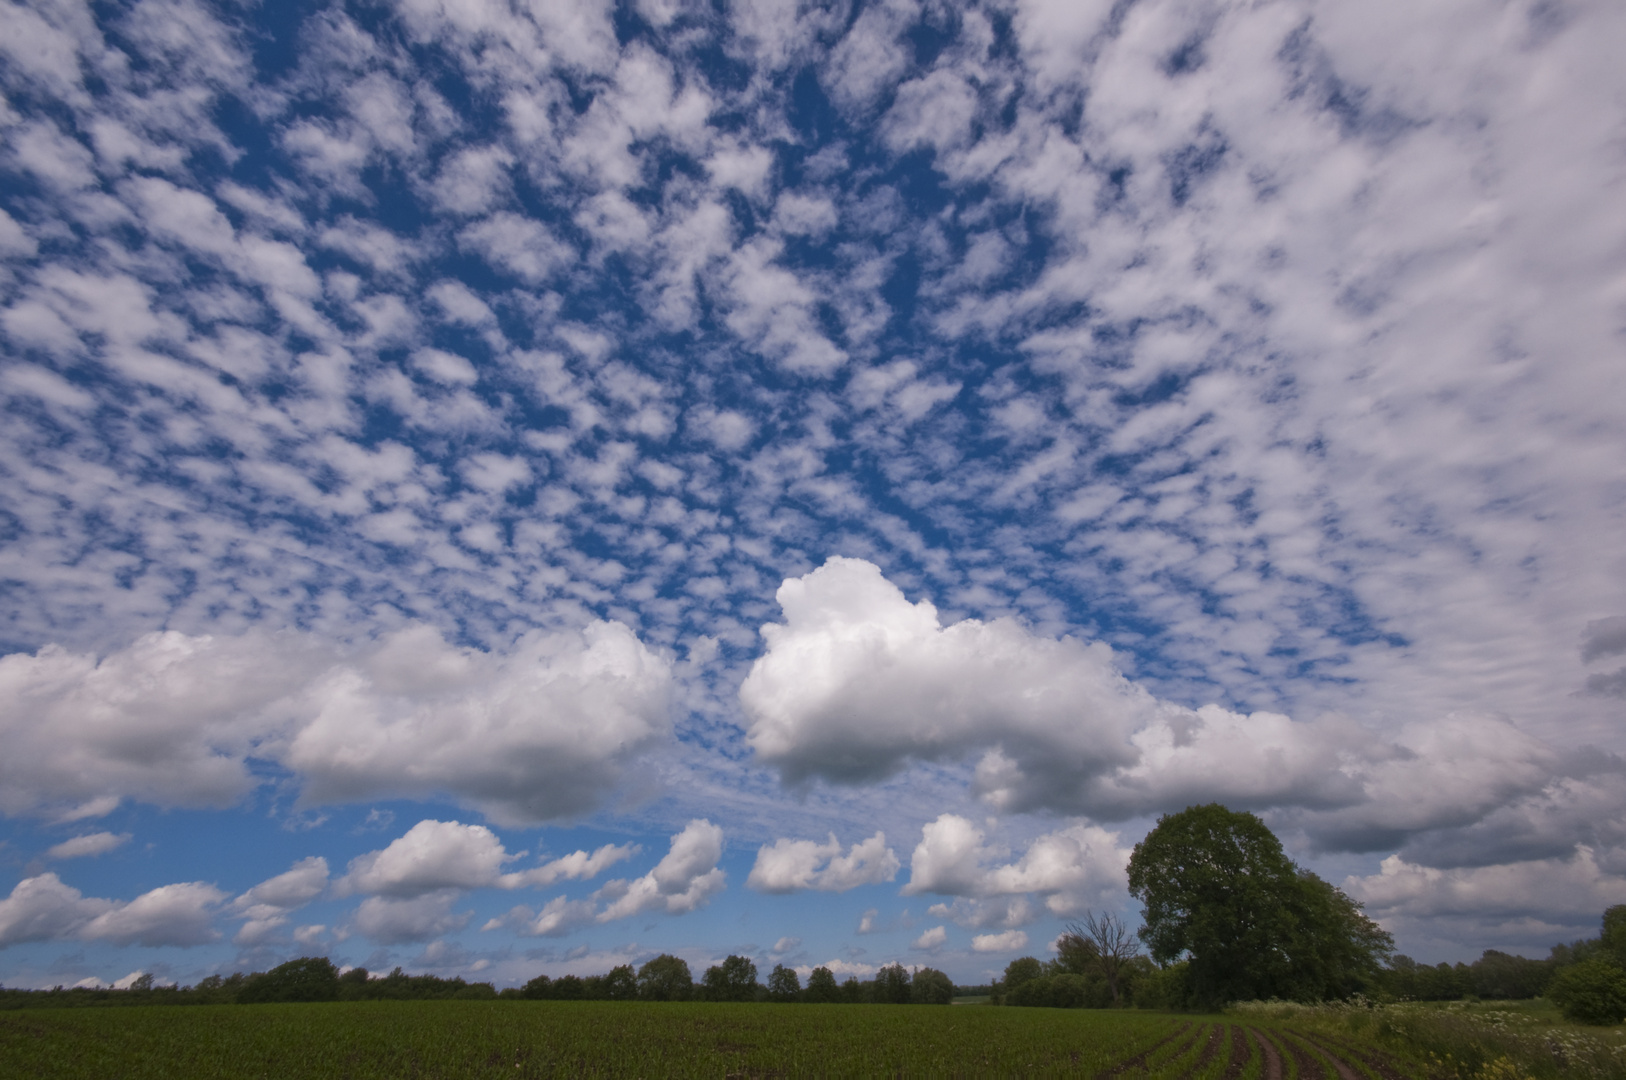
(0, 1000, 1453, 1078)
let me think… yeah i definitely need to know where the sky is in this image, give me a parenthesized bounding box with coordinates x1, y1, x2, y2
(0, 0, 1624, 991)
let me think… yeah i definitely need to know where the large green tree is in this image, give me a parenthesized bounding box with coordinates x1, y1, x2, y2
(1126, 803, 1392, 1006)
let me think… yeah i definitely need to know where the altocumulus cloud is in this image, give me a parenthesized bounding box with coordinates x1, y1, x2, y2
(0, 0, 1624, 975)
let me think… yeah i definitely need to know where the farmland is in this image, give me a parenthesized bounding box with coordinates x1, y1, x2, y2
(0, 999, 1429, 1078)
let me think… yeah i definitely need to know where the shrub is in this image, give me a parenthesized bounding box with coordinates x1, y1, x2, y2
(237, 958, 339, 1004)
(1547, 958, 1626, 1025)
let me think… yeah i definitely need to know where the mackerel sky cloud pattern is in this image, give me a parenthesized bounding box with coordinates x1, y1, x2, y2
(1, 0, 1624, 986)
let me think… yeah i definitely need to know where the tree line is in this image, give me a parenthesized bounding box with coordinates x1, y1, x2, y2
(0, 955, 961, 1009)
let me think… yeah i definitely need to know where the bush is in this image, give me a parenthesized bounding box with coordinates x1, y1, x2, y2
(1547, 958, 1626, 1025)
(237, 958, 339, 1004)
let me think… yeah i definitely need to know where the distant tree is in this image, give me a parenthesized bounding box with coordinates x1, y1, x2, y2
(998, 956, 1044, 1003)
(521, 974, 553, 1000)
(637, 955, 693, 1001)
(1060, 911, 1141, 1004)
(840, 976, 864, 1003)
(1468, 951, 1550, 1001)
(1603, 905, 1626, 965)
(603, 965, 638, 1001)
(702, 956, 758, 1002)
(873, 963, 911, 1004)
(804, 966, 840, 1003)
(767, 964, 801, 1002)
(552, 974, 585, 1000)
(1548, 959, 1626, 1025)
(237, 957, 340, 1004)
(1127, 803, 1391, 1007)
(911, 967, 954, 1005)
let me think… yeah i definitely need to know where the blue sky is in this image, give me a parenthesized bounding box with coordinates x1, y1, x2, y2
(1, 0, 1624, 989)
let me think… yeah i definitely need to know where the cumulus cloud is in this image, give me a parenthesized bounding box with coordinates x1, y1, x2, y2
(742, 559, 1571, 855)
(352, 891, 471, 944)
(0, 622, 671, 825)
(336, 819, 638, 897)
(747, 831, 899, 893)
(1348, 846, 1626, 923)
(972, 930, 1028, 953)
(902, 814, 1129, 918)
(596, 819, 726, 921)
(912, 924, 947, 950)
(232, 856, 330, 946)
(0, 874, 225, 948)
(46, 832, 130, 860)
(337, 820, 514, 898)
(483, 820, 725, 937)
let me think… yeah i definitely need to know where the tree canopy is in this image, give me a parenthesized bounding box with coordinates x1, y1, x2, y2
(1126, 803, 1392, 1006)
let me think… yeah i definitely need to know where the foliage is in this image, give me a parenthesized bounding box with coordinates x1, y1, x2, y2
(601, 965, 637, 1002)
(1127, 803, 1392, 1006)
(1604, 906, 1626, 965)
(804, 967, 839, 1004)
(700, 956, 758, 1002)
(910, 967, 954, 1005)
(1548, 960, 1626, 1026)
(237, 958, 340, 1004)
(766, 964, 800, 1002)
(998, 956, 1044, 1002)
(872, 964, 911, 1005)
(636, 955, 692, 1002)
(1060, 911, 1141, 1003)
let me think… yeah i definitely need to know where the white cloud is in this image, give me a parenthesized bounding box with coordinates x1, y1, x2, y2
(972, 929, 1029, 953)
(483, 895, 597, 938)
(741, 559, 1571, 853)
(236, 856, 330, 912)
(0, 874, 114, 946)
(338, 820, 638, 898)
(459, 212, 570, 284)
(595, 819, 726, 921)
(337, 820, 511, 898)
(772, 936, 800, 954)
(80, 882, 226, 947)
(688, 406, 755, 451)
(901, 814, 1129, 916)
(46, 832, 130, 860)
(739, 557, 1148, 790)
(0, 623, 671, 826)
(480, 821, 723, 938)
(747, 831, 899, 893)
(411, 348, 479, 386)
(352, 890, 470, 944)
(1348, 846, 1626, 923)
(912, 924, 947, 950)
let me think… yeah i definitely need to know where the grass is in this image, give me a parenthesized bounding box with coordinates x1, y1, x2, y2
(0, 1001, 1184, 1078)
(11, 997, 1614, 1077)
(1232, 997, 1626, 1079)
